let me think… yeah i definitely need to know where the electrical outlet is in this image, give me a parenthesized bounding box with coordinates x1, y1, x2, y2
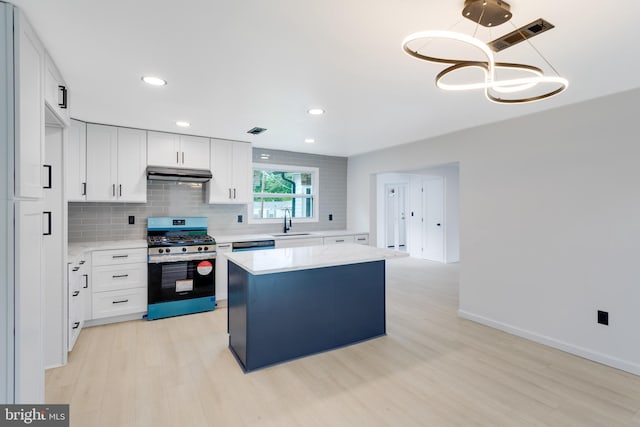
(237, 214, 243, 223)
(329, 214, 333, 221)
(128, 215, 135, 225)
(597, 310, 609, 325)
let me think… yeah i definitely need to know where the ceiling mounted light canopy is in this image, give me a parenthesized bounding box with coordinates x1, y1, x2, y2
(402, 0, 568, 104)
(141, 76, 167, 86)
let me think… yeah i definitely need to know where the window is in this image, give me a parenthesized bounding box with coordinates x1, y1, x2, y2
(251, 164, 318, 222)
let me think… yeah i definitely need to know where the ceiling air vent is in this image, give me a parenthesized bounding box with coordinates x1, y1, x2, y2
(488, 19, 554, 52)
(247, 127, 267, 135)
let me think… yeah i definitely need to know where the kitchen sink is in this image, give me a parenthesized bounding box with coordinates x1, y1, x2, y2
(271, 232, 312, 237)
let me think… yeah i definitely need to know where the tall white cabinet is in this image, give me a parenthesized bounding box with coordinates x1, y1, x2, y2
(86, 124, 147, 202)
(207, 139, 252, 204)
(1, 3, 70, 403)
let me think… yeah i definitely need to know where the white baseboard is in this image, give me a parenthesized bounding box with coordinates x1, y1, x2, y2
(458, 309, 640, 376)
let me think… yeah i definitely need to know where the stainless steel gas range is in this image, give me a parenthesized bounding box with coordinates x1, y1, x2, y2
(146, 217, 217, 320)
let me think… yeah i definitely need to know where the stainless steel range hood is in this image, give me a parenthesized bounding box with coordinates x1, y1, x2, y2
(146, 166, 212, 182)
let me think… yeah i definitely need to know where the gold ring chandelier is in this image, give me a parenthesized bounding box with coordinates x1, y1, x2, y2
(402, 0, 568, 104)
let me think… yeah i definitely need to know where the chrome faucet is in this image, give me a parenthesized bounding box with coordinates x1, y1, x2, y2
(283, 208, 292, 233)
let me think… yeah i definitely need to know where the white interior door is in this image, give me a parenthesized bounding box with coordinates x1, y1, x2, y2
(423, 177, 445, 262)
(385, 184, 407, 250)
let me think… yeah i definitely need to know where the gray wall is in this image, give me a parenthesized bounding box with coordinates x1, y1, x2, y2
(68, 148, 347, 242)
(347, 88, 640, 375)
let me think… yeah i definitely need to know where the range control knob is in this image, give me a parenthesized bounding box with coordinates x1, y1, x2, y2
(182, 247, 187, 252)
(198, 247, 203, 251)
(166, 248, 171, 253)
(158, 249, 164, 254)
(203, 246, 209, 251)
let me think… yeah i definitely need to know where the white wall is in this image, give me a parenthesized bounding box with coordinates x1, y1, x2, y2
(347, 88, 640, 375)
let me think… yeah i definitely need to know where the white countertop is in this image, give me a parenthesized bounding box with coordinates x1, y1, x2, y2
(225, 243, 408, 275)
(214, 230, 367, 244)
(68, 239, 147, 258)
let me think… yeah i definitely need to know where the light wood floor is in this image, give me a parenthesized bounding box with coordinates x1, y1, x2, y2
(46, 257, 640, 426)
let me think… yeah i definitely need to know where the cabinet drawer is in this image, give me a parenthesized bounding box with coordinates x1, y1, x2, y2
(323, 235, 355, 245)
(93, 263, 147, 292)
(92, 288, 147, 319)
(354, 234, 369, 245)
(275, 237, 324, 248)
(92, 248, 147, 266)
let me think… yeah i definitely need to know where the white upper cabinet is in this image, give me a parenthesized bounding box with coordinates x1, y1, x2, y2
(116, 127, 147, 202)
(66, 119, 86, 201)
(86, 124, 147, 202)
(207, 139, 252, 204)
(14, 9, 45, 200)
(43, 52, 69, 126)
(147, 131, 210, 170)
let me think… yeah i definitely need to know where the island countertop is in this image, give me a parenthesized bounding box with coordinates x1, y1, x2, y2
(225, 243, 408, 275)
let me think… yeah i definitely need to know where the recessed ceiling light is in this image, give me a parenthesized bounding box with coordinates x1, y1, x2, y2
(176, 121, 190, 128)
(304, 138, 315, 144)
(141, 76, 167, 86)
(307, 108, 325, 115)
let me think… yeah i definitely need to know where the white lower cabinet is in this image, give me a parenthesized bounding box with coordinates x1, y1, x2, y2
(323, 235, 355, 245)
(91, 247, 147, 320)
(275, 237, 324, 248)
(67, 255, 89, 351)
(92, 288, 147, 319)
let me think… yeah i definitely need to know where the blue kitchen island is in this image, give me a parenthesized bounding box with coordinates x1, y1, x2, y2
(225, 243, 404, 372)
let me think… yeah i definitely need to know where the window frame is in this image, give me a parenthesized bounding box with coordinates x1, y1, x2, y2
(247, 163, 320, 224)
(248, 163, 320, 224)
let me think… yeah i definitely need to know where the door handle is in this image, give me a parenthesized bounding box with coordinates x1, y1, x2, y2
(58, 85, 68, 109)
(72, 322, 80, 329)
(112, 299, 129, 304)
(228, 188, 232, 199)
(112, 255, 129, 259)
(233, 188, 236, 199)
(112, 274, 129, 279)
(43, 211, 52, 236)
(176, 151, 179, 164)
(182, 152, 185, 164)
(82, 182, 87, 196)
(112, 184, 115, 197)
(436, 223, 441, 227)
(83, 274, 89, 288)
(72, 290, 80, 297)
(43, 165, 52, 189)
(119, 184, 122, 197)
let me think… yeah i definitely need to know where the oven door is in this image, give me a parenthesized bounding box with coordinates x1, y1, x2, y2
(148, 257, 215, 304)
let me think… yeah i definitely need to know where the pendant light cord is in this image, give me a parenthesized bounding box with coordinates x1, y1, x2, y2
(509, 21, 562, 77)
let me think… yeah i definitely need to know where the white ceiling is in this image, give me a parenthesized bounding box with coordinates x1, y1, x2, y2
(11, 0, 640, 157)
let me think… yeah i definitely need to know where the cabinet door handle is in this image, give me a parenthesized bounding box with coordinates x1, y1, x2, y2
(83, 274, 89, 288)
(119, 184, 122, 197)
(182, 152, 185, 164)
(112, 255, 129, 259)
(218, 244, 231, 249)
(72, 266, 80, 272)
(228, 188, 232, 199)
(176, 151, 179, 164)
(336, 239, 344, 243)
(79, 260, 86, 265)
(43, 165, 52, 189)
(112, 184, 115, 197)
(112, 299, 129, 304)
(357, 238, 366, 241)
(58, 85, 68, 109)
(72, 322, 80, 329)
(72, 290, 80, 297)
(82, 182, 87, 196)
(112, 274, 129, 279)
(43, 211, 52, 236)
(233, 188, 236, 199)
